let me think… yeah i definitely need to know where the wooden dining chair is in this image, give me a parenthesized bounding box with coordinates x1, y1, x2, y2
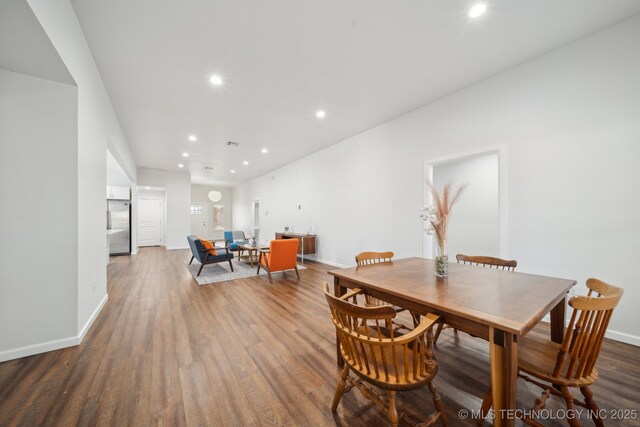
(323, 282, 449, 427)
(355, 252, 396, 308)
(355, 251, 417, 331)
(433, 254, 518, 343)
(477, 278, 623, 427)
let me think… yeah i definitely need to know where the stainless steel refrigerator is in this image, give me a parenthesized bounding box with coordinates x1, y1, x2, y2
(107, 200, 131, 255)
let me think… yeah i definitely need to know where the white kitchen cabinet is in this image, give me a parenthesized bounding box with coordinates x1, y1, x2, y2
(107, 185, 130, 200)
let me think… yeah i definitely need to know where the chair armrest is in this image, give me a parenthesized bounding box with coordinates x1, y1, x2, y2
(337, 313, 440, 346)
(199, 245, 229, 255)
(339, 288, 363, 301)
(258, 248, 270, 253)
(387, 313, 440, 344)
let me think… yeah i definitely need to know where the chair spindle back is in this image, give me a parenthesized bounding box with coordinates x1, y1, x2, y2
(355, 252, 395, 307)
(553, 278, 623, 381)
(355, 251, 394, 266)
(456, 254, 517, 271)
(323, 283, 436, 385)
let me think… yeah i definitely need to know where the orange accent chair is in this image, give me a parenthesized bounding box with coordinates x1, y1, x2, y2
(257, 239, 300, 283)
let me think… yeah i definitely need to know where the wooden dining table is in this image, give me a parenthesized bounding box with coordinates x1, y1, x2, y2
(328, 257, 575, 427)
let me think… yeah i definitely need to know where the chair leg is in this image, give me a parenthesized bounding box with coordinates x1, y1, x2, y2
(560, 386, 581, 427)
(428, 381, 449, 427)
(434, 322, 444, 344)
(228, 258, 234, 272)
(522, 389, 550, 427)
(197, 263, 205, 276)
(262, 255, 273, 283)
(580, 386, 603, 427)
(189, 255, 194, 265)
(477, 388, 492, 425)
(411, 313, 421, 328)
(331, 364, 350, 412)
(295, 265, 300, 279)
(257, 252, 262, 274)
(387, 390, 399, 427)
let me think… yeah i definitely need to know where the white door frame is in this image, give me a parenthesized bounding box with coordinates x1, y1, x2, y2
(422, 144, 508, 259)
(252, 198, 260, 244)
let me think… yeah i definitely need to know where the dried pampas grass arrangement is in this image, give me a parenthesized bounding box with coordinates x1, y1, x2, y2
(419, 180, 467, 254)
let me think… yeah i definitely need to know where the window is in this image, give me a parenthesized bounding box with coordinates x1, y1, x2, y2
(190, 205, 202, 215)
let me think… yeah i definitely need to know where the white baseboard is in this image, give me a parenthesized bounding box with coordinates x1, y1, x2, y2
(0, 294, 109, 363)
(313, 257, 350, 269)
(0, 335, 80, 363)
(166, 246, 189, 250)
(604, 329, 640, 347)
(540, 314, 638, 347)
(78, 294, 108, 341)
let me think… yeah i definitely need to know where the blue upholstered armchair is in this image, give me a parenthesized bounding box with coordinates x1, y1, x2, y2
(224, 230, 248, 251)
(187, 235, 234, 276)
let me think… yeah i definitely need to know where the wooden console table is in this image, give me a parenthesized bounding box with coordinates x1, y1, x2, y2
(275, 232, 316, 262)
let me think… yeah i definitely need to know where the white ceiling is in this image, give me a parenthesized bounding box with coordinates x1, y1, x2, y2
(70, 0, 640, 187)
(0, 0, 74, 85)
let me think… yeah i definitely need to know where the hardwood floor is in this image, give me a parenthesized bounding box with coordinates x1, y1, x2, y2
(1, 247, 638, 426)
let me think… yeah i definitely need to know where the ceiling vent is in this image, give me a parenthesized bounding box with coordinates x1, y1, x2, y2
(227, 141, 239, 147)
(204, 166, 214, 170)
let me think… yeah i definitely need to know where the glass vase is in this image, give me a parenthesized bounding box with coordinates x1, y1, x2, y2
(435, 242, 448, 278)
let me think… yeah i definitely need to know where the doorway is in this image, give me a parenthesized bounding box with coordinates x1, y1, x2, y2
(138, 198, 163, 247)
(190, 202, 212, 239)
(252, 199, 260, 244)
(423, 147, 506, 259)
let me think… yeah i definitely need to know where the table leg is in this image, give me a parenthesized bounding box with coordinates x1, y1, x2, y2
(333, 276, 346, 367)
(489, 328, 518, 427)
(550, 295, 567, 344)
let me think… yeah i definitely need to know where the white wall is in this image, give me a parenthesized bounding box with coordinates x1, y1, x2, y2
(137, 168, 191, 249)
(432, 151, 500, 258)
(191, 185, 233, 240)
(233, 16, 640, 344)
(0, 0, 138, 361)
(0, 70, 78, 357)
(27, 0, 138, 339)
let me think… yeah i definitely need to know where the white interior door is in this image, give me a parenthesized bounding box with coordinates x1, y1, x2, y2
(190, 202, 211, 238)
(138, 198, 163, 246)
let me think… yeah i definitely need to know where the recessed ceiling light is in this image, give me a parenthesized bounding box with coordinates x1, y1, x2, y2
(182, 152, 189, 157)
(178, 163, 184, 168)
(469, 3, 487, 18)
(209, 75, 223, 85)
(243, 161, 249, 165)
(145, 186, 151, 190)
(188, 135, 197, 141)
(230, 169, 236, 173)
(316, 110, 326, 118)
(261, 148, 268, 154)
